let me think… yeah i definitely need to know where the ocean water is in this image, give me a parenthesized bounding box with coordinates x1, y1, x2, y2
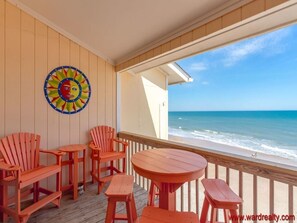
(169, 111, 297, 160)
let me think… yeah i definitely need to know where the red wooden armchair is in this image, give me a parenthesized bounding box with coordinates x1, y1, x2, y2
(0, 133, 64, 223)
(89, 126, 127, 194)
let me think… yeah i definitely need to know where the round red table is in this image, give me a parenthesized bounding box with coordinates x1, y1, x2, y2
(59, 144, 87, 200)
(131, 148, 207, 211)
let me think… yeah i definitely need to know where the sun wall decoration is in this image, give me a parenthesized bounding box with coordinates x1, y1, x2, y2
(44, 66, 91, 114)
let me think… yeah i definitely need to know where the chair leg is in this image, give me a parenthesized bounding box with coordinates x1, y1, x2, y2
(200, 197, 210, 223)
(123, 157, 126, 174)
(55, 170, 62, 208)
(56, 171, 62, 192)
(91, 158, 96, 184)
(33, 182, 39, 202)
(110, 161, 114, 175)
(2, 184, 8, 222)
(15, 185, 21, 223)
(97, 161, 101, 194)
(51, 196, 61, 208)
(19, 215, 29, 223)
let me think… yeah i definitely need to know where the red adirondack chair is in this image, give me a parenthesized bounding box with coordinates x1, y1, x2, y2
(89, 126, 127, 194)
(0, 133, 64, 223)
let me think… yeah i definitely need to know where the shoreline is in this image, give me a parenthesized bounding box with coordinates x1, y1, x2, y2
(168, 134, 297, 167)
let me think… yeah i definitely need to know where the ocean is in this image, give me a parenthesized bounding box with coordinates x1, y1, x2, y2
(168, 111, 297, 161)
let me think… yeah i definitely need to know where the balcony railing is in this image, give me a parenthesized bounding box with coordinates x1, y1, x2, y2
(118, 131, 297, 223)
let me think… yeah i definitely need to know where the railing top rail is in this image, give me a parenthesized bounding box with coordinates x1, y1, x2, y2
(118, 131, 297, 186)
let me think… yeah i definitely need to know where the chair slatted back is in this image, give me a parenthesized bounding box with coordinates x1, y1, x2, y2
(0, 133, 40, 172)
(90, 126, 115, 153)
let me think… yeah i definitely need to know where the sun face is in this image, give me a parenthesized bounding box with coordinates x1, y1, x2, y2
(44, 66, 91, 114)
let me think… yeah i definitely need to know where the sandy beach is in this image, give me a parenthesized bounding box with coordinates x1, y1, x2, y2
(169, 134, 297, 168)
(168, 134, 297, 221)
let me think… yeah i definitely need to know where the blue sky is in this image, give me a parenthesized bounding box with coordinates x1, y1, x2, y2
(169, 24, 297, 111)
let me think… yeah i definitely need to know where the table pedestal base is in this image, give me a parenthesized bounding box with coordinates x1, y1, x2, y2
(156, 182, 183, 211)
(60, 146, 86, 200)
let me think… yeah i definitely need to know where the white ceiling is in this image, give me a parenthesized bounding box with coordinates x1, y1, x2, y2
(16, 0, 239, 64)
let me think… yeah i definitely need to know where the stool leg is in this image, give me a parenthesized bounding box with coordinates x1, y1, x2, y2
(105, 199, 116, 223)
(126, 201, 133, 223)
(200, 197, 210, 223)
(224, 209, 230, 222)
(126, 195, 137, 223)
(131, 194, 137, 222)
(148, 182, 155, 206)
(210, 207, 217, 223)
(230, 209, 239, 223)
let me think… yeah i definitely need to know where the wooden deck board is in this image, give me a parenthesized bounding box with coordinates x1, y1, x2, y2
(7, 182, 149, 223)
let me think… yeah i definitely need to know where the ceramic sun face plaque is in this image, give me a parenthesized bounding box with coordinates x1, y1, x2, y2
(44, 66, 91, 114)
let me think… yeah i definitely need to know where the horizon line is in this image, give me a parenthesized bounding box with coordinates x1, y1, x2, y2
(168, 109, 297, 112)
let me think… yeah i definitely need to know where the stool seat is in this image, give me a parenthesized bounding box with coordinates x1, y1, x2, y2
(202, 179, 242, 206)
(105, 175, 137, 223)
(105, 174, 134, 197)
(139, 207, 199, 223)
(200, 179, 243, 223)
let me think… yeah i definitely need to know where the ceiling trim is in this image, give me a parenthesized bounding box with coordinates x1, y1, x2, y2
(116, 0, 291, 72)
(115, 0, 253, 64)
(125, 0, 297, 74)
(7, 0, 115, 65)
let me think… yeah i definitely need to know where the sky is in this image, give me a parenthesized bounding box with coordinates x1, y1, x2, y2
(169, 24, 297, 112)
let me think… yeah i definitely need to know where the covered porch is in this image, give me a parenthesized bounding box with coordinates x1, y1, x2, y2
(1, 0, 297, 222)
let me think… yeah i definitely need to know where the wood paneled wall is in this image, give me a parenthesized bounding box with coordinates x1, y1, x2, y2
(0, 1, 116, 183)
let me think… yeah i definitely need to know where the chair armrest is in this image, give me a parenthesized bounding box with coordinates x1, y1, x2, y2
(112, 138, 128, 153)
(0, 161, 20, 171)
(89, 141, 102, 151)
(40, 149, 65, 166)
(40, 149, 66, 156)
(113, 138, 128, 146)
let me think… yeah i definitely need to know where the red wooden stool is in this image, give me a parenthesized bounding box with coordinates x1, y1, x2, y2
(105, 175, 137, 223)
(139, 206, 199, 223)
(200, 179, 243, 223)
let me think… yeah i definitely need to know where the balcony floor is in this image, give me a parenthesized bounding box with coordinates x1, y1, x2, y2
(7, 182, 148, 223)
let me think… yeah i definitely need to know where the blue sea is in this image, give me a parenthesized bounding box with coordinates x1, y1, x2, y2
(169, 111, 297, 161)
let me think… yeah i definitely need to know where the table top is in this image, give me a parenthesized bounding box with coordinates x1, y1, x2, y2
(131, 148, 207, 183)
(59, 144, 87, 153)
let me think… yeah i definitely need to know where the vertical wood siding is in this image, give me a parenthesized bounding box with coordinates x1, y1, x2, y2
(0, 0, 4, 140)
(0, 1, 116, 184)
